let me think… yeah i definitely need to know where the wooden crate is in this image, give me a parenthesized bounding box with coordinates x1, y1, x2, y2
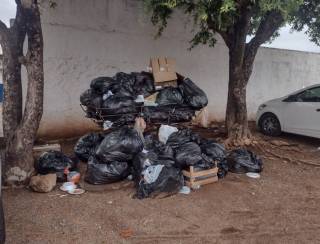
(183, 166, 218, 189)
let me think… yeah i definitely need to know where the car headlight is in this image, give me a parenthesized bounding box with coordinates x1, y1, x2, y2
(258, 104, 267, 111)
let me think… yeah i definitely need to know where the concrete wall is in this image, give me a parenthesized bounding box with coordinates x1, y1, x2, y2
(35, 0, 320, 139)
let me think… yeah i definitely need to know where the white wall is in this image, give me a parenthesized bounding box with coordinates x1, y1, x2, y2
(36, 0, 320, 139)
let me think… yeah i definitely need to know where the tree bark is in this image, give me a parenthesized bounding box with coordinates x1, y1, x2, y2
(225, 50, 251, 145)
(2, 0, 44, 185)
(0, 3, 25, 140)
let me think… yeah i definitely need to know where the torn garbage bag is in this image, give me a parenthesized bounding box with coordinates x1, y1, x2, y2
(136, 166, 184, 199)
(85, 157, 130, 184)
(36, 151, 77, 182)
(95, 127, 144, 163)
(179, 78, 208, 109)
(227, 149, 263, 174)
(74, 133, 104, 162)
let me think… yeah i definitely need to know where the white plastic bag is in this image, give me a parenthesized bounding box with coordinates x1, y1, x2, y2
(192, 107, 209, 128)
(158, 125, 178, 144)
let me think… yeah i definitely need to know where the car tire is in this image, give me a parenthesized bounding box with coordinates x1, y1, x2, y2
(259, 113, 282, 136)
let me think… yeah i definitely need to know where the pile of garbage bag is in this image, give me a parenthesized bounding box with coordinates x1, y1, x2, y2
(80, 71, 208, 127)
(69, 125, 263, 199)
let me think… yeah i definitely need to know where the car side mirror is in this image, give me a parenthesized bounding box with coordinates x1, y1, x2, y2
(283, 95, 297, 102)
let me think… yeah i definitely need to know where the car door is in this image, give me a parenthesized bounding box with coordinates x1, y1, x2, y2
(282, 86, 320, 138)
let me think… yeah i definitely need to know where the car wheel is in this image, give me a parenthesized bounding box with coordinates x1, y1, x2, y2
(259, 113, 281, 136)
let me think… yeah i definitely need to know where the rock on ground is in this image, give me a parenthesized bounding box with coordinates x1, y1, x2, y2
(29, 173, 57, 193)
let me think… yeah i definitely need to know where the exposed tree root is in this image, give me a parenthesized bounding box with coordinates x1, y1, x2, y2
(255, 143, 320, 167)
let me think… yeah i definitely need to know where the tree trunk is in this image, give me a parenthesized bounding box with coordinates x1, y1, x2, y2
(225, 49, 252, 146)
(2, 1, 44, 185)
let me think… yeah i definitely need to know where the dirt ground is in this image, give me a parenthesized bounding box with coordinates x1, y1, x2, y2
(3, 125, 320, 244)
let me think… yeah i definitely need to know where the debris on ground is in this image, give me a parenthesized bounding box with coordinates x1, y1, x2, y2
(29, 174, 57, 193)
(119, 228, 134, 239)
(71, 123, 263, 199)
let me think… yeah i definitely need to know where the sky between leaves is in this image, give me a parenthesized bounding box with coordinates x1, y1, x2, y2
(0, 0, 319, 53)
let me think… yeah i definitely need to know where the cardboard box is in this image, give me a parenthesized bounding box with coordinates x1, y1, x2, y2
(150, 57, 178, 84)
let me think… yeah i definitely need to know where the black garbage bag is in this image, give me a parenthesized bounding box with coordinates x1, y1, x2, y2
(136, 166, 184, 199)
(133, 149, 175, 178)
(200, 140, 226, 161)
(91, 96, 103, 109)
(36, 151, 77, 181)
(110, 114, 137, 127)
(175, 142, 202, 168)
(113, 72, 136, 96)
(227, 149, 263, 174)
(217, 159, 228, 179)
(96, 127, 144, 163)
(90, 77, 116, 95)
(144, 106, 195, 123)
(143, 134, 175, 161)
(101, 95, 137, 115)
(179, 78, 208, 109)
(85, 156, 130, 184)
(166, 128, 201, 149)
(80, 89, 95, 106)
(194, 153, 216, 170)
(156, 87, 184, 106)
(132, 72, 155, 97)
(74, 133, 104, 162)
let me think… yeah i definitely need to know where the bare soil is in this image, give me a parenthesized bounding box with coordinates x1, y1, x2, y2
(3, 125, 320, 244)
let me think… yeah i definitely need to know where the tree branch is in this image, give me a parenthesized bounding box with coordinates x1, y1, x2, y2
(0, 20, 8, 39)
(207, 17, 231, 48)
(242, 10, 284, 82)
(247, 10, 284, 51)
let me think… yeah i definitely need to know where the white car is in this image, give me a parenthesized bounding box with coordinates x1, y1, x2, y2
(256, 84, 320, 139)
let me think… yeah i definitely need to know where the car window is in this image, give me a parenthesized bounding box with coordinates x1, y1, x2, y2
(297, 87, 320, 102)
